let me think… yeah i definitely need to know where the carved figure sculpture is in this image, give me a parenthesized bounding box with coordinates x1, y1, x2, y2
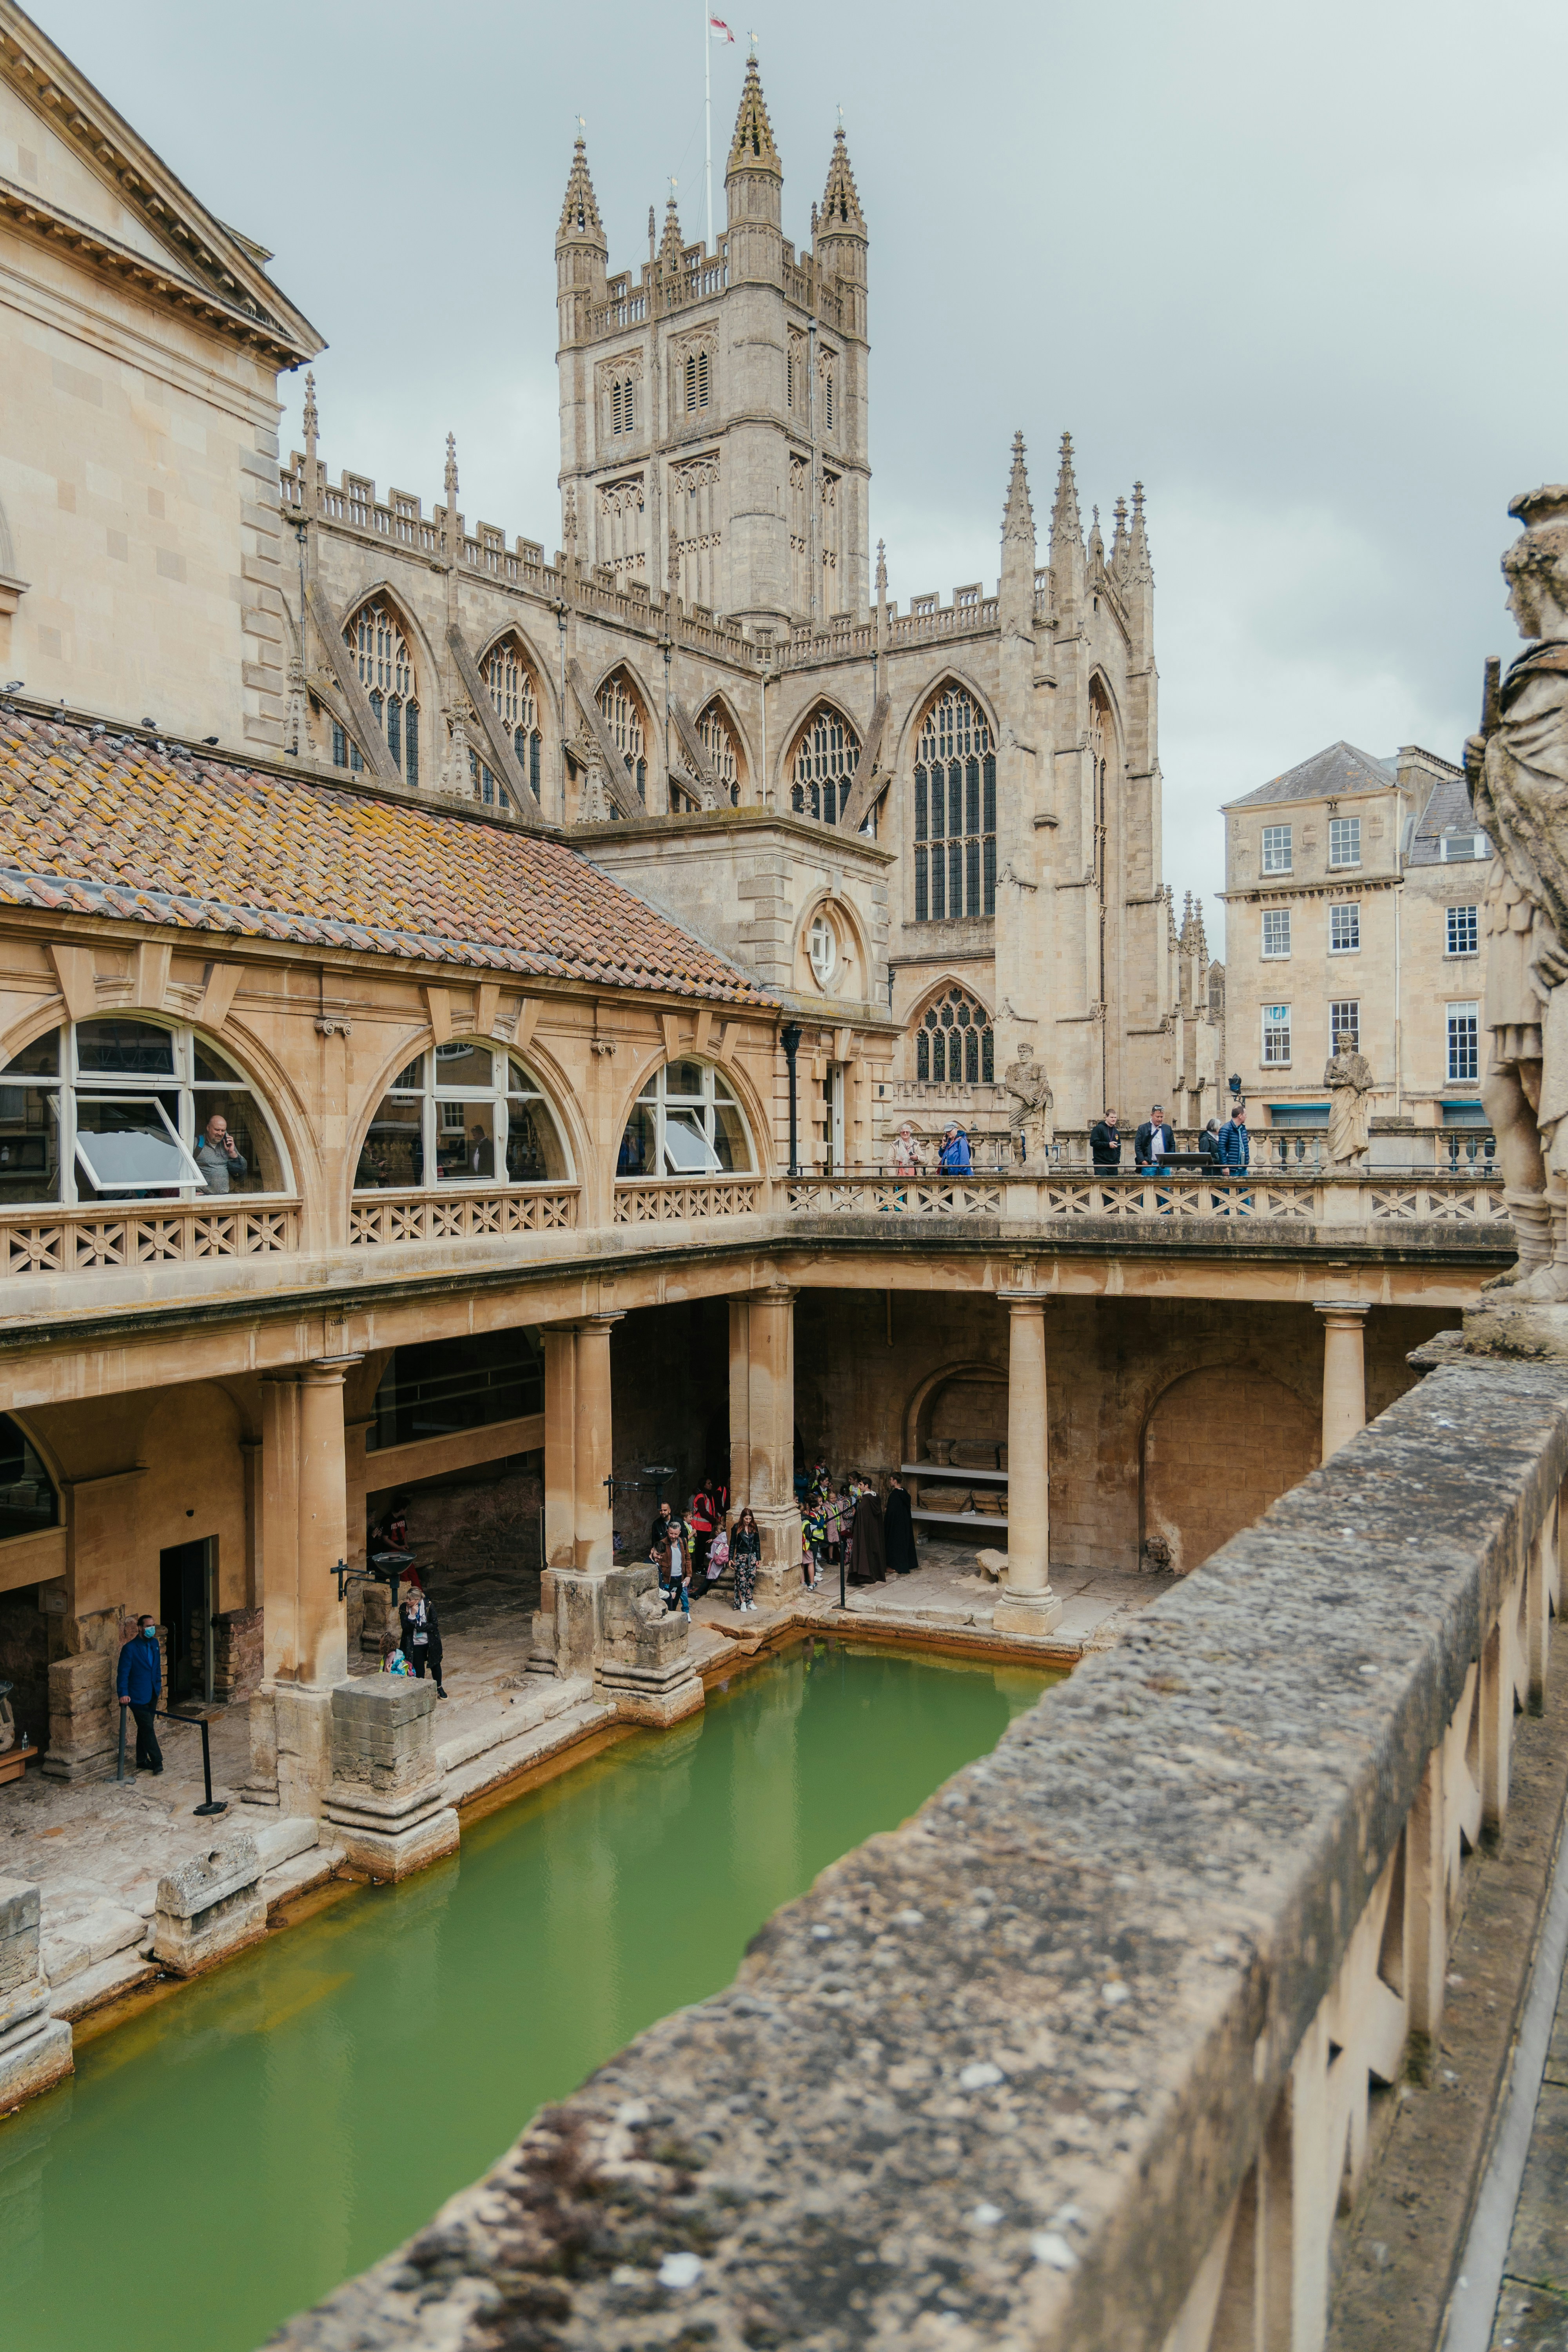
(1324, 1044, 1374, 1165)
(1465, 485, 1568, 1296)
(1002, 1042, 1055, 1165)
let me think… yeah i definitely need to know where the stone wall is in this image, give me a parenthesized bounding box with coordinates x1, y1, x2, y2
(610, 1303, 731, 1548)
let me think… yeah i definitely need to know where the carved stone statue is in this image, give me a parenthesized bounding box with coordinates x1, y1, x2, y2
(1465, 485, 1568, 1297)
(1323, 1044, 1374, 1165)
(1002, 1042, 1054, 1166)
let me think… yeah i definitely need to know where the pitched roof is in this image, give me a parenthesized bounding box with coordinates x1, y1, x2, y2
(0, 712, 772, 1005)
(1408, 772, 1493, 867)
(1224, 741, 1395, 811)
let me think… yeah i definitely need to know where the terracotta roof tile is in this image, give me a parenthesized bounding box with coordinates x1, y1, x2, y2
(0, 715, 774, 1007)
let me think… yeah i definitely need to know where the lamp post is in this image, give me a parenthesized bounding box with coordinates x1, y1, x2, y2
(782, 1023, 802, 1177)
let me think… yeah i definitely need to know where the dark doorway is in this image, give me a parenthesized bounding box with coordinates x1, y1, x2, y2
(160, 1538, 214, 1701)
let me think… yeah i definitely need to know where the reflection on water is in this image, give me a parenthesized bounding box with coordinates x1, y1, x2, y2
(0, 1639, 1054, 2352)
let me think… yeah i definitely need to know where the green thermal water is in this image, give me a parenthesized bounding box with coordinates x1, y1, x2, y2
(1, 1639, 1052, 2352)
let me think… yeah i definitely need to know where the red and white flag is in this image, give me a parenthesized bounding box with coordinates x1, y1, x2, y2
(709, 15, 734, 40)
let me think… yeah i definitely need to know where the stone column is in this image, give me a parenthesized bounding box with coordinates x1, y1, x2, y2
(1315, 1301, 1370, 1460)
(297, 1362, 354, 1688)
(728, 1297, 751, 1522)
(542, 1324, 578, 1570)
(993, 1294, 1062, 1636)
(245, 1359, 356, 1816)
(572, 1314, 622, 1573)
(745, 1285, 800, 1606)
(0, 1877, 73, 2112)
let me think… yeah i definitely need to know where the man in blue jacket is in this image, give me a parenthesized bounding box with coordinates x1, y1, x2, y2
(1217, 1103, 1250, 1169)
(938, 1125, 973, 1175)
(116, 1613, 163, 1775)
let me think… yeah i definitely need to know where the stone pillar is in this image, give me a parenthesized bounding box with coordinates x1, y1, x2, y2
(728, 1297, 751, 1523)
(150, 1834, 267, 1975)
(0, 1877, 72, 2112)
(743, 1285, 800, 1606)
(543, 1324, 578, 1569)
(993, 1294, 1062, 1635)
(322, 1677, 459, 1880)
(1315, 1301, 1370, 1460)
(572, 1314, 621, 1572)
(41, 1649, 115, 1782)
(298, 1363, 353, 1686)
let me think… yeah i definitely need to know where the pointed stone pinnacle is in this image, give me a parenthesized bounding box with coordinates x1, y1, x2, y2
(444, 432, 458, 507)
(728, 49, 780, 174)
(1002, 431, 1034, 546)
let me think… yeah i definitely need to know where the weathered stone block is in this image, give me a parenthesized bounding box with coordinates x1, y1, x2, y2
(0, 1875, 42, 1994)
(41, 1651, 115, 1782)
(323, 1678, 457, 1881)
(212, 1607, 263, 1702)
(0, 1878, 71, 2112)
(593, 1565, 704, 1728)
(151, 1832, 267, 1976)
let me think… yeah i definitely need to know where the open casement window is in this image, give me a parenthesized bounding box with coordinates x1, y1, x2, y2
(0, 1019, 291, 1207)
(355, 1045, 571, 1191)
(618, 1060, 751, 1179)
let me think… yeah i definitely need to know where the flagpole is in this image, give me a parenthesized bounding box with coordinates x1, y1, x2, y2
(704, 4, 713, 255)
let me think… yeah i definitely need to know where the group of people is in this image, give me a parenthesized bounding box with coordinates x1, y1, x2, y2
(1089, 1102, 1252, 1174)
(367, 1497, 448, 1695)
(650, 1474, 768, 1614)
(800, 1461, 918, 1588)
(892, 1123, 974, 1176)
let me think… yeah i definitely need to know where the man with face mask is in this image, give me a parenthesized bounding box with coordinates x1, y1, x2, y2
(116, 1611, 163, 1775)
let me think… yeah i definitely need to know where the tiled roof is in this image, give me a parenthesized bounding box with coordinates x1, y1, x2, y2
(1224, 741, 1396, 811)
(0, 713, 773, 1004)
(1408, 773, 1492, 868)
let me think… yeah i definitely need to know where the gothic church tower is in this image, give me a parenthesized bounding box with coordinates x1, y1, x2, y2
(555, 53, 870, 630)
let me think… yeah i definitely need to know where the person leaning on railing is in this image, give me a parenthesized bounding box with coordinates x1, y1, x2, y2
(1090, 1109, 1121, 1173)
(1217, 1103, 1250, 1169)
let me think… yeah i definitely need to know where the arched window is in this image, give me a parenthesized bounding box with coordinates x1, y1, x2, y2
(824, 365, 835, 433)
(337, 601, 419, 787)
(0, 1019, 292, 1205)
(913, 686, 996, 922)
(915, 987, 994, 1085)
(684, 347, 711, 414)
(619, 1061, 751, 1178)
(598, 671, 649, 804)
(610, 374, 637, 436)
(697, 699, 742, 804)
(0, 1414, 57, 1539)
(356, 1045, 571, 1191)
(477, 641, 543, 805)
(790, 704, 860, 827)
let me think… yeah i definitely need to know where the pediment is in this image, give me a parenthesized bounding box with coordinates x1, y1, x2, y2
(0, 80, 206, 285)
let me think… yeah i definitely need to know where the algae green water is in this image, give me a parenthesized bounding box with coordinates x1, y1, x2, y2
(1, 1639, 1052, 2352)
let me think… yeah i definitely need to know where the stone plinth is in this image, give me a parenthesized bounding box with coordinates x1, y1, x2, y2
(151, 1833, 267, 1976)
(528, 1565, 605, 1679)
(243, 1681, 336, 1815)
(212, 1606, 263, 1702)
(592, 1566, 704, 1728)
(322, 1679, 458, 1881)
(0, 1876, 72, 2112)
(42, 1650, 116, 1782)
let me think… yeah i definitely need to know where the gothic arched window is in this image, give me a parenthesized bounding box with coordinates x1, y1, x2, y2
(342, 601, 419, 787)
(697, 700, 741, 805)
(611, 374, 637, 436)
(475, 641, 543, 806)
(684, 347, 711, 414)
(790, 704, 860, 827)
(913, 686, 995, 923)
(915, 987, 994, 1086)
(598, 671, 649, 804)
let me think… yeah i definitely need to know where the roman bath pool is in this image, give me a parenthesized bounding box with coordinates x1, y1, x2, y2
(1, 1639, 1054, 2352)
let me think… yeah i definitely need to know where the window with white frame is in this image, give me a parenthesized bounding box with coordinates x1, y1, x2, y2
(355, 1046, 570, 1191)
(1447, 904, 1479, 956)
(1329, 902, 1361, 953)
(618, 1061, 751, 1179)
(1261, 1003, 1292, 1065)
(1441, 832, 1490, 862)
(1447, 1002, 1479, 1083)
(1329, 999, 1360, 1052)
(808, 916, 837, 986)
(0, 1018, 291, 1207)
(1328, 815, 1362, 869)
(1261, 907, 1292, 959)
(1261, 824, 1292, 874)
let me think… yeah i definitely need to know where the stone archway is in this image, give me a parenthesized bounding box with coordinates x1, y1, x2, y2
(1140, 1367, 1318, 1575)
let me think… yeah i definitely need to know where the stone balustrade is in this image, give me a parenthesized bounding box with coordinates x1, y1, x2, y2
(785, 1170, 1507, 1228)
(0, 1199, 299, 1277)
(267, 1338, 1568, 2352)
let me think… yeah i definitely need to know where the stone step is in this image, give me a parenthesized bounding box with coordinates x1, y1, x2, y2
(262, 1841, 347, 1911)
(436, 1674, 592, 1775)
(40, 1899, 149, 1985)
(445, 1697, 616, 1809)
(48, 1945, 157, 2022)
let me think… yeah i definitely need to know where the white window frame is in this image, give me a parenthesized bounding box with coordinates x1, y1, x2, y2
(1261, 1003, 1292, 1066)
(1328, 814, 1362, 870)
(1328, 999, 1360, 1053)
(1447, 1002, 1480, 1084)
(1261, 824, 1292, 875)
(1261, 907, 1291, 960)
(1329, 903, 1361, 954)
(623, 1062, 753, 1179)
(354, 1045, 573, 1192)
(808, 914, 838, 986)
(1446, 904, 1479, 957)
(1441, 833, 1490, 863)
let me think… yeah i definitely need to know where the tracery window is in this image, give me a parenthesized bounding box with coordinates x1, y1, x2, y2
(915, 988, 995, 1085)
(611, 374, 637, 436)
(356, 1045, 570, 1191)
(477, 640, 543, 805)
(790, 704, 860, 827)
(789, 453, 810, 613)
(913, 686, 996, 922)
(671, 452, 720, 609)
(341, 601, 419, 787)
(598, 671, 649, 804)
(683, 346, 711, 413)
(697, 699, 741, 804)
(618, 1060, 751, 1178)
(598, 473, 646, 583)
(787, 330, 805, 411)
(0, 1018, 291, 1205)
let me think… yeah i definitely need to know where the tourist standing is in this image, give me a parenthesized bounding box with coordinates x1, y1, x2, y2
(849, 1479, 886, 1585)
(1134, 1104, 1175, 1171)
(689, 1479, 717, 1581)
(938, 1124, 972, 1175)
(884, 1474, 918, 1576)
(1199, 1118, 1222, 1167)
(666, 1514, 692, 1615)
(892, 1123, 924, 1175)
(1090, 1109, 1120, 1173)
(1218, 1103, 1250, 1169)
(399, 1589, 446, 1697)
(731, 1508, 761, 1612)
(116, 1612, 163, 1775)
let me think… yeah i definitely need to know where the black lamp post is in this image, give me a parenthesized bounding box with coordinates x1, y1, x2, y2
(782, 1023, 803, 1176)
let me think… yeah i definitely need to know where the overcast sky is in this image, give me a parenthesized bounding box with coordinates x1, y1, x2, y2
(40, 0, 1568, 951)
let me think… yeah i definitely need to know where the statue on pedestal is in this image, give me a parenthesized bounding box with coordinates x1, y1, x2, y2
(1002, 1042, 1055, 1167)
(1324, 1038, 1374, 1165)
(1465, 485, 1568, 1296)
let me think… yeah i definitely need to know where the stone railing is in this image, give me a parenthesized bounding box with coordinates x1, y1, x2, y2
(270, 1343, 1568, 2352)
(786, 1170, 1506, 1225)
(0, 1200, 300, 1276)
(612, 1176, 761, 1224)
(347, 1187, 578, 1247)
(886, 592, 1000, 646)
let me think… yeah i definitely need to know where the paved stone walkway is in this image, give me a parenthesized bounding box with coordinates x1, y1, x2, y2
(1488, 1945, 1568, 2349)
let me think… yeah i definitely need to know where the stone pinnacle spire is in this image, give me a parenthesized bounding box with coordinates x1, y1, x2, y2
(444, 432, 458, 509)
(875, 538, 888, 601)
(558, 134, 605, 245)
(302, 369, 318, 456)
(1002, 430, 1034, 545)
(1050, 430, 1082, 552)
(1129, 479, 1152, 581)
(1087, 502, 1105, 575)
(658, 192, 686, 271)
(728, 49, 781, 175)
(1110, 494, 1129, 574)
(820, 124, 864, 229)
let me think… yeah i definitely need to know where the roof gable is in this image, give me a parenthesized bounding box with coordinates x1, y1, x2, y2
(0, 78, 205, 284)
(1224, 740, 1395, 812)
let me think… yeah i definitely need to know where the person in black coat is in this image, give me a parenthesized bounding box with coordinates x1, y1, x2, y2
(1090, 1109, 1120, 1173)
(398, 1591, 446, 1697)
(1199, 1118, 1222, 1167)
(884, 1475, 918, 1575)
(1134, 1105, 1176, 1171)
